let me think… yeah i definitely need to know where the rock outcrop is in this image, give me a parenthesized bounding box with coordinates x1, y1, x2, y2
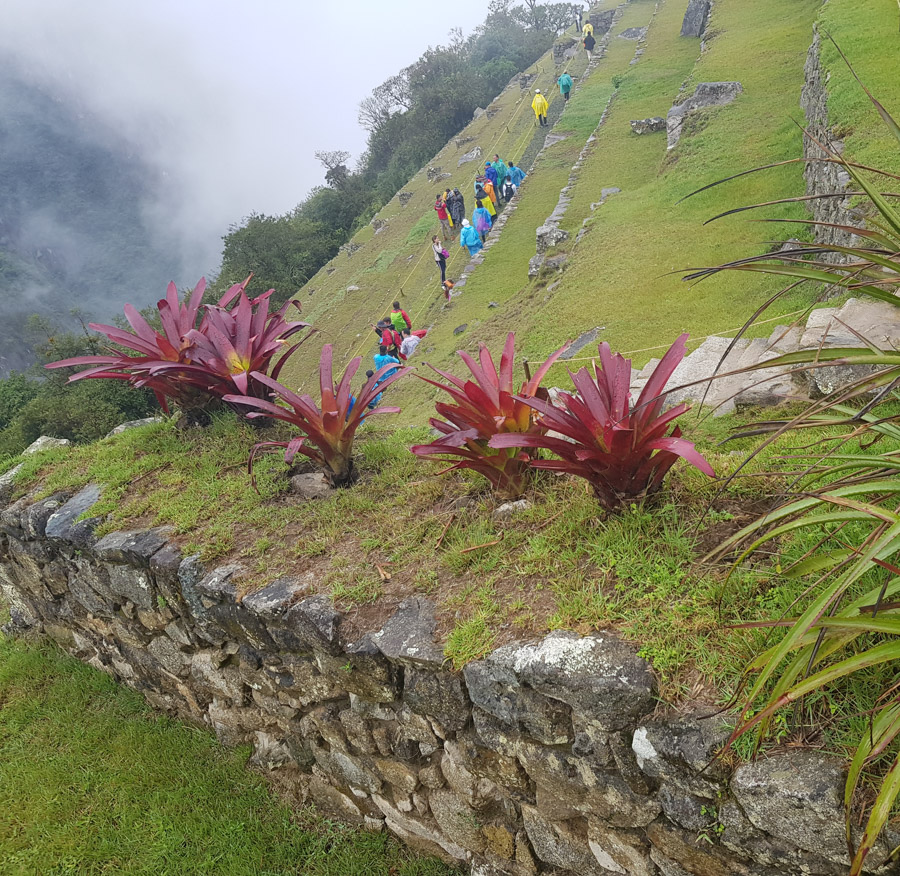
(680, 0, 711, 37)
(666, 82, 743, 150)
(630, 117, 666, 135)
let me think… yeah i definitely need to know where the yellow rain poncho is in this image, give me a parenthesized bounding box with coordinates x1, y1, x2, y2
(531, 92, 549, 119)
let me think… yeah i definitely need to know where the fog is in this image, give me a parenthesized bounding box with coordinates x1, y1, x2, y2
(1, 0, 493, 281)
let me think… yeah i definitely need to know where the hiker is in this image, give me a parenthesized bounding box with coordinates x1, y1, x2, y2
(475, 179, 497, 216)
(482, 176, 498, 207)
(532, 89, 549, 127)
(493, 154, 508, 186)
(373, 345, 400, 378)
(459, 218, 483, 256)
(583, 31, 596, 60)
(380, 325, 402, 357)
(432, 235, 449, 283)
(473, 200, 492, 242)
(483, 161, 499, 193)
(389, 301, 412, 333)
(502, 176, 516, 202)
(447, 188, 466, 229)
(582, 20, 594, 38)
(365, 370, 383, 409)
(508, 160, 526, 188)
(442, 188, 454, 229)
(434, 194, 452, 240)
(400, 328, 421, 359)
(558, 72, 573, 103)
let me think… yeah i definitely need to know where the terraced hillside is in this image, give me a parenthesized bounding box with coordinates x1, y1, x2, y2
(284, 0, 897, 423)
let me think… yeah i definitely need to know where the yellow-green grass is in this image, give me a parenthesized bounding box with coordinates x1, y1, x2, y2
(0, 635, 456, 876)
(819, 0, 900, 174)
(404, 0, 823, 396)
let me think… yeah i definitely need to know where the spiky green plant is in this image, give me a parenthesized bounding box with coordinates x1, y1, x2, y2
(696, 42, 900, 874)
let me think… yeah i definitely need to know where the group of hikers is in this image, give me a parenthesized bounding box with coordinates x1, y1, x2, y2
(431, 155, 527, 297)
(532, 30, 592, 126)
(364, 18, 600, 409)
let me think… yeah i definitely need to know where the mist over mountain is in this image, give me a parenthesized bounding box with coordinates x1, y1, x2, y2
(0, 60, 189, 374)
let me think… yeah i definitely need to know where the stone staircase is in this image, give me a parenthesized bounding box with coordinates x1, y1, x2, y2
(625, 296, 900, 415)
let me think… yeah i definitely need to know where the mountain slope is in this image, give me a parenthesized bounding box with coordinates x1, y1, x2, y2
(0, 62, 182, 374)
(280, 0, 898, 423)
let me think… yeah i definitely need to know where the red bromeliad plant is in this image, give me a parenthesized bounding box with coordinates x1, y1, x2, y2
(410, 332, 570, 500)
(45, 277, 314, 412)
(490, 334, 715, 509)
(224, 344, 408, 487)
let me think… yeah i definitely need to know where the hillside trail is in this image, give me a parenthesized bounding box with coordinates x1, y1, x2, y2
(318, 7, 634, 386)
(399, 2, 644, 342)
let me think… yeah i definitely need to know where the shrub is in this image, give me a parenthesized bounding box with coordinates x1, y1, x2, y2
(225, 344, 408, 487)
(410, 332, 569, 500)
(490, 335, 714, 509)
(45, 277, 313, 413)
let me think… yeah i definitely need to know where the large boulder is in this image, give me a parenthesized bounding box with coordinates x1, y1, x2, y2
(535, 224, 569, 254)
(458, 145, 483, 167)
(23, 435, 71, 455)
(631, 117, 666, 135)
(681, 0, 711, 37)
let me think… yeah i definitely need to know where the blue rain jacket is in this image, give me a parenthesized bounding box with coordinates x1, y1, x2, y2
(460, 225, 483, 255)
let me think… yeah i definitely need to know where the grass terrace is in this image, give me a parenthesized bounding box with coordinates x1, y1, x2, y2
(3, 402, 896, 764)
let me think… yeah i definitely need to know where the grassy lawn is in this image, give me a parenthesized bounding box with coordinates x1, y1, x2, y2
(0, 635, 457, 876)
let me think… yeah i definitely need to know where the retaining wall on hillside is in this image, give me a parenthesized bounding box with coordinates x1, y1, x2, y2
(801, 29, 864, 262)
(2, 482, 898, 875)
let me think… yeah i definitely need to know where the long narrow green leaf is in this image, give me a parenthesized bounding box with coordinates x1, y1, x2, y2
(740, 640, 900, 744)
(819, 615, 900, 635)
(742, 520, 900, 710)
(845, 702, 900, 855)
(851, 752, 900, 876)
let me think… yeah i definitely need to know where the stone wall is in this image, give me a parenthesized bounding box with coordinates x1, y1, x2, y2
(800, 29, 864, 261)
(1, 483, 897, 874)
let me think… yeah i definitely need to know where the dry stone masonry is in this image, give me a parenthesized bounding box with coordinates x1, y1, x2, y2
(800, 30, 864, 264)
(2, 481, 899, 875)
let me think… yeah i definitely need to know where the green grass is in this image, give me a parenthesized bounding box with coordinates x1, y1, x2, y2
(0, 635, 456, 876)
(819, 0, 900, 174)
(276, 0, 884, 427)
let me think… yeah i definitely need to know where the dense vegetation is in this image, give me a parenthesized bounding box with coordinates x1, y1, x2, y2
(214, 1, 572, 300)
(0, 319, 158, 458)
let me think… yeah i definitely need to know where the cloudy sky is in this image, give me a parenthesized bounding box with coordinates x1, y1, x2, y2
(2, 0, 493, 275)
